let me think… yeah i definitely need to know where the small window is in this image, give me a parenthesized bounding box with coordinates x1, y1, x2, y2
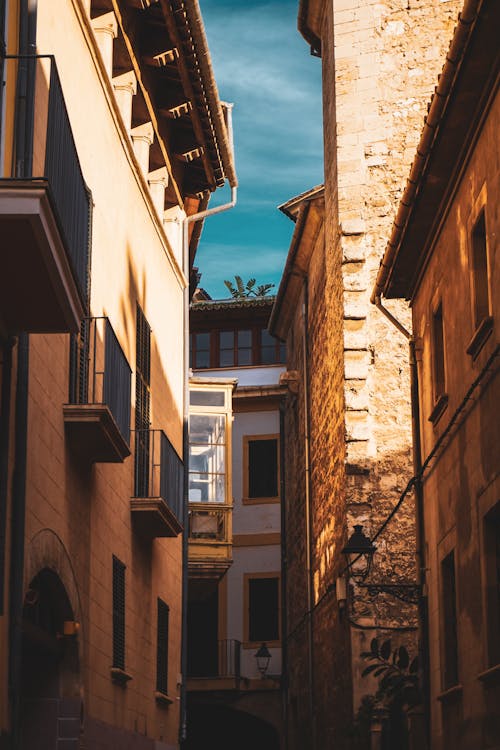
(156, 598, 170, 695)
(432, 303, 446, 402)
(246, 575, 280, 643)
(441, 550, 459, 689)
(244, 436, 279, 501)
(260, 329, 286, 365)
(237, 330, 252, 365)
(471, 209, 490, 330)
(190, 332, 211, 369)
(484, 503, 500, 667)
(112, 556, 126, 670)
(219, 331, 235, 367)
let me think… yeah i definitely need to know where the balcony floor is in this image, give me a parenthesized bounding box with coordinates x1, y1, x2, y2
(63, 404, 130, 463)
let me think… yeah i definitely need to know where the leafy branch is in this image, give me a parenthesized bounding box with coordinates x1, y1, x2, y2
(361, 638, 420, 708)
(223, 275, 275, 298)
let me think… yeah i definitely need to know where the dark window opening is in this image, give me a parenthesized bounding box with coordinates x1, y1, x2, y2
(484, 503, 500, 667)
(471, 209, 490, 329)
(248, 577, 279, 643)
(441, 550, 458, 689)
(432, 303, 446, 401)
(248, 438, 278, 499)
(112, 556, 126, 670)
(156, 598, 170, 694)
(189, 327, 286, 369)
(190, 332, 210, 369)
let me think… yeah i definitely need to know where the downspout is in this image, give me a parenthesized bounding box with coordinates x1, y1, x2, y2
(279, 400, 289, 750)
(373, 295, 429, 748)
(179, 105, 237, 746)
(9, 1, 36, 746)
(302, 276, 315, 750)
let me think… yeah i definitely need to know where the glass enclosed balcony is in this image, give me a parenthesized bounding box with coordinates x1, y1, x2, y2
(188, 379, 235, 578)
(0, 55, 90, 333)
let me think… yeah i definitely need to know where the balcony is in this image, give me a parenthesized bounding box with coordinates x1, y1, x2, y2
(64, 318, 131, 463)
(0, 55, 90, 333)
(188, 503, 232, 578)
(131, 429, 183, 538)
(187, 639, 242, 692)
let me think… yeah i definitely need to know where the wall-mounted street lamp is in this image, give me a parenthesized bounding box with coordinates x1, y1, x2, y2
(254, 643, 271, 678)
(341, 525, 420, 604)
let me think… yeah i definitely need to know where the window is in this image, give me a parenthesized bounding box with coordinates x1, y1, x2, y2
(484, 503, 500, 667)
(429, 302, 448, 423)
(261, 329, 286, 365)
(135, 305, 151, 496)
(189, 327, 286, 369)
(471, 209, 490, 330)
(156, 598, 170, 695)
(245, 574, 280, 644)
(112, 556, 126, 671)
(243, 435, 279, 502)
(441, 551, 459, 689)
(432, 303, 446, 400)
(190, 332, 210, 369)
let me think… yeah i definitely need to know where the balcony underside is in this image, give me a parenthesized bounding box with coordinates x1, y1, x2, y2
(188, 550, 233, 580)
(63, 404, 130, 463)
(0, 182, 84, 333)
(131, 497, 183, 538)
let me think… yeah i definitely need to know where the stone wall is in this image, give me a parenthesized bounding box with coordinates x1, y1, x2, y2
(329, 0, 463, 714)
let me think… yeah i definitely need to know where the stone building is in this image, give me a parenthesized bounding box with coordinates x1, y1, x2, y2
(269, 0, 464, 747)
(186, 295, 286, 749)
(0, 1, 234, 747)
(373, 1, 500, 747)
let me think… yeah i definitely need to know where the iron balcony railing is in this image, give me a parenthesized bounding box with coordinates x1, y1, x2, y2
(188, 639, 241, 680)
(134, 429, 183, 525)
(69, 317, 131, 443)
(2, 54, 91, 305)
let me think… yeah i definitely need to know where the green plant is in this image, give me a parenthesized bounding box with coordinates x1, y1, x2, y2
(361, 638, 420, 709)
(223, 276, 275, 298)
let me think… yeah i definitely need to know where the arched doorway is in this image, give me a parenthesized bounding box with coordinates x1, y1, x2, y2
(185, 703, 280, 750)
(20, 568, 82, 749)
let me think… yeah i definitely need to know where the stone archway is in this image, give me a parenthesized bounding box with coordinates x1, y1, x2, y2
(185, 703, 281, 750)
(21, 530, 84, 749)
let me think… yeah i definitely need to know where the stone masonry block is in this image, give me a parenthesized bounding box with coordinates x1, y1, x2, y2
(345, 382, 369, 411)
(341, 218, 366, 235)
(344, 350, 370, 380)
(343, 262, 369, 292)
(345, 411, 370, 442)
(344, 291, 368, 319)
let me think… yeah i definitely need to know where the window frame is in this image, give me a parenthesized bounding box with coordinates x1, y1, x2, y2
(156, 598, 170, 696)
(428, 297, 448, 425)
(189, 326, 286, 370)
(112, 555, 126, 672)
(243, 571, 281, 648)
(478, 481, 500, 675)
(439, 546, 459, 691)
(242, 434, 280, 505)
(466, 185, 494, 358)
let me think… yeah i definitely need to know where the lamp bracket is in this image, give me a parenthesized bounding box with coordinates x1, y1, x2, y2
(359, 582, 421, 604)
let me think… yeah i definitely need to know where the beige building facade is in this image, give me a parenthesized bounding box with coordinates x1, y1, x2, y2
(0, 1, 234, 747)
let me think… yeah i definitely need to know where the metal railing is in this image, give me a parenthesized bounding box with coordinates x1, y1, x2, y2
(134, 429, 183, 525)
(69, 317, 131, 443)
(188, 503, 231, 543)
(188, 639, 241, 679)
(1, 55, 91, 305)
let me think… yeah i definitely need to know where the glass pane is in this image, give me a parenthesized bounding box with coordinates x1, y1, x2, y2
(220, 331, 233, 348)
(279, 342, 287, 362)
(189, 414, 225, 444)
(189, 444, 225, 474)
(238, 330, 252, 347)
(261, 329, 275, 346)
(195, 350, 210, 369)
(189, 472, 225, 503)
(196, 332, 210, 350)
(190, 390, 225, 407)
(261, 346, 276, 365)
(220, 349, 234, 367)
(238, 348, 252, 366)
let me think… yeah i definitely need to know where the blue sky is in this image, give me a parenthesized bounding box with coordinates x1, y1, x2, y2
(196, 0, 323, 299)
